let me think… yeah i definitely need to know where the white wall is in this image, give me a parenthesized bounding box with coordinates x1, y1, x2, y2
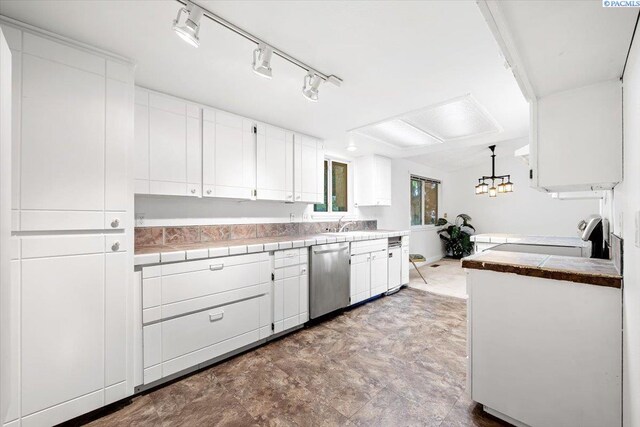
(445, 153, 599, 236)
(369, 158, 450, 263)
(616, 25, 640, 427)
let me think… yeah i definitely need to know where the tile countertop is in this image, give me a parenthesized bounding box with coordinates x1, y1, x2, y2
(461, 250, 622, 288)
(470, 234, 590, 248)
(134, 230, 410, 266)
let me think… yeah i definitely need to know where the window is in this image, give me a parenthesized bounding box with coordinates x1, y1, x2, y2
(314, 159, 349, 213)
(410, 176, 440, 226)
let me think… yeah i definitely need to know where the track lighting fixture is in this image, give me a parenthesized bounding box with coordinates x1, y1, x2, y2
(302, 72, 323, 102)
(171, 0, 342, 100)
(173, 1, 203, 48)
(252, 43, 273, 79)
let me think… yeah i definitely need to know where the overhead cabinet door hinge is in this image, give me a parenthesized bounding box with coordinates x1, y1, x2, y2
(253, 126, 257, 134)
(271, 323, 275, 331)
(271, 272, 275, 281)
(529, 169, 533, 179)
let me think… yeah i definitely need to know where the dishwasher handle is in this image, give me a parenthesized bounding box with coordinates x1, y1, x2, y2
(312, 246, 349, 255)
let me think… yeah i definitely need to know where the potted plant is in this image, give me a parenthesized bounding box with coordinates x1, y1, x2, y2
(436, 214, 475, 259)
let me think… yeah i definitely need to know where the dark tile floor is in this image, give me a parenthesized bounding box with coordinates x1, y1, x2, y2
(84, 288, 510, 426)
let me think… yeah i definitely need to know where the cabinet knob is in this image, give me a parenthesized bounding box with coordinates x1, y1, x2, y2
(191, 188, 196, 194)
(300, 268, 307, 274)
(206, 189, 212, 195)
(296, 195, 301, 200)
(288, 194, 293, 199)
(110, 218, 120, 228)
(111, 241, 120, 252)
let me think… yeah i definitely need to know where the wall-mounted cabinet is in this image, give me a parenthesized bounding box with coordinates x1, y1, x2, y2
(202, 108, 257, 200)
(134, 87, 324, 203)
(354, 155, 392, 207)
(530, 79, 622, 192)
(294, 134, 324, 203)
(134, 87, 201, 197)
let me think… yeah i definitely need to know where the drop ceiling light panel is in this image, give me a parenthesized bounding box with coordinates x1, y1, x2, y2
(356, 119, 441, 148)
(352, 95, 501, 150)
(404, 95, 502, 141)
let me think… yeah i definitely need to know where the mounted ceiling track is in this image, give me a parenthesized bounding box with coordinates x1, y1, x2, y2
(173, 0, 343, 100)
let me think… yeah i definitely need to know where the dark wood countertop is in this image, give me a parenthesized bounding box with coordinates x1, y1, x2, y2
(461, 251, 622, 288)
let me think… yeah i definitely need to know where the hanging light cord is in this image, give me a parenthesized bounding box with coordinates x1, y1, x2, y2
(174, 0, 343, 86)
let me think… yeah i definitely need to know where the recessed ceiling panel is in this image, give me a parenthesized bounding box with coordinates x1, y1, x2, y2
(404, 95, 502, 141)
(355, 119, 441, 148)
(352, 94, 502, 150)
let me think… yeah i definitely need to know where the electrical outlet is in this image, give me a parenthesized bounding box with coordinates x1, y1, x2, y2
(302, 213, 310, 221)
(136, 213, 145, 226)
(443, 213, 448, 219)
(290, 213, 295, 222)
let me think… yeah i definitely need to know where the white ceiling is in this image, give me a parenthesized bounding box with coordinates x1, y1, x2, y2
(0, 0, 530, 168)
(498, 0, 638, 97)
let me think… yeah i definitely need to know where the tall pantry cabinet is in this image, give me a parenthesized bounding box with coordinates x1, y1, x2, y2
(1, 20, 135, 427)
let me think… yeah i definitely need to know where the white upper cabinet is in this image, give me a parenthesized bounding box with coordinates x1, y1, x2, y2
(134, 86, 324, 203)
(257, 125, 290, 201)
(202, 108, 256, 199)
(531, 79, 622, 192)
(12, 30, 134, 231)
(354, 155, 392, 206)
(134, 87, 201, 197)
(294, 134, 324, 203)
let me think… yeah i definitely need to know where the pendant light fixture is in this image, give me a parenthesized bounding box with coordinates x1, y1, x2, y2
(475, 145, 513, 197)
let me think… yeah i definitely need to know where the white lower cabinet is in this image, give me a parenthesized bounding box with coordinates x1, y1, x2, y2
(141, 252, 271, 384)
(388, 246, 402, 290)
(273, 248, 309, 333)
(350, 239, 388, 305)
(17, 234, 129, 427)
(401, 237, 410, 285)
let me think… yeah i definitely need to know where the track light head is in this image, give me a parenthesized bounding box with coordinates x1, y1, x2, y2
(173, 1, 203, 48)
(302, 72, 323, 102)
(252, 43, 273, 79)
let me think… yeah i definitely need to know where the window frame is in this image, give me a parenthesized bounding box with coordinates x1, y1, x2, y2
(410, 175, 441, 230)
(312, 157, 353, 218)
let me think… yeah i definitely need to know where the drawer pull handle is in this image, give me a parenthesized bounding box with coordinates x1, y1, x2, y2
(286, 253, 297, 258)
(111, 241, 120, 252)
(300, 268, 307, 274)
(206, 189, 212, 195)
(209, 311, 224, 322)
(209, 264, 224, 271)
(111, 218, 120, 228)
(191, 188, 196, 194)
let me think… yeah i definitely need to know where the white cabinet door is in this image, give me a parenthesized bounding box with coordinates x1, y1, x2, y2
(203, 109, 255, 200)
(285, 132, 294, 202)
(105, 251, 128, 391)
(134, 89, 150, 194)
(144, 89, 201, 197)
(105, 78, 133, 211)
(21, 54, 105, 211)
(388, 247, 402, 290)
(299, 270, 309, 323)
(375, 156, 392, 206)
(354, 155, 392, 206)
(257, 125, 288, 201)
(21, 253, 105, 417)
(282, 275, 300, 330)
(534, 80, 622, 191)
(294, 134, 322, 203)
(350, 253, 371, 305)
(401, 246, 410, 285)
(370, 249, 389, 296)
(273, 278, 284, 333)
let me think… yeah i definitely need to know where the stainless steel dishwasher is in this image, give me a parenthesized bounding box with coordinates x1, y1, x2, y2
(309, 242, 350, 319)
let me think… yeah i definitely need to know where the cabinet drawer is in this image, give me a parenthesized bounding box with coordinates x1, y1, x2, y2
(143, 294, 267, 380)
(351, 238, 388, 255)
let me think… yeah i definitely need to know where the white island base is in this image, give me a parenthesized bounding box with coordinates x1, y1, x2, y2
(466, 269, 621, 427)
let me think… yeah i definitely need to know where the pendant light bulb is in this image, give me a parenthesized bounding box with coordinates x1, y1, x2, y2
(497, 179, 506, 193)
(504, 178, 514, 193)
(489, 185, 497, 197)
(252, 43, 273, 79)
(302, 72, 323, 102)
(480, 182, 489, 194)
(173, 1, 203, 48)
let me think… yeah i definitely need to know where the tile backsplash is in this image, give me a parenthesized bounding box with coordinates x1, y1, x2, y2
(135, 220, 377, 247)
